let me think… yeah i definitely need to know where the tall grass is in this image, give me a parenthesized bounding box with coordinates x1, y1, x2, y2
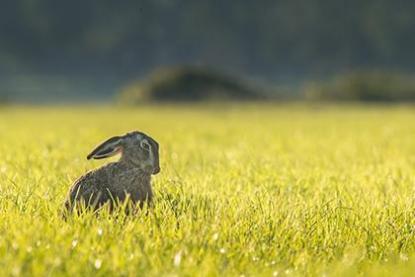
(0, 104, 415, 276)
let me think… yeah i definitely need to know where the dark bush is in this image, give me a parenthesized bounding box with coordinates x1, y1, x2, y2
(118, 66, 264, 103)
(304, 71, 415, 102)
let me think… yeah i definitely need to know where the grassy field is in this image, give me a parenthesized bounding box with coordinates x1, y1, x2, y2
(1, 104, 415, 276)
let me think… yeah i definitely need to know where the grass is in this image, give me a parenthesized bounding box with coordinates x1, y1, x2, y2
(1, 104, 415, 276)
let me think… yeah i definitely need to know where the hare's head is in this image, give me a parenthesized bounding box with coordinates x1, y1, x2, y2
(87, 131, 160, 174)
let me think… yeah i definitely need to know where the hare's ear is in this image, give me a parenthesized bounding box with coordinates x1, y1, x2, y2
(87, 136, 123, 160)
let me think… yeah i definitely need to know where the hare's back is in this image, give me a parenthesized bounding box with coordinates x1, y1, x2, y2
(65, 170, 109, 210)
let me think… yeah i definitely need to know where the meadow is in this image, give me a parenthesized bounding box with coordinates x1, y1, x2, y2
(1, 104, 415, 276)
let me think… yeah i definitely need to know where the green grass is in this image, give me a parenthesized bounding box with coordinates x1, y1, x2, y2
(1, 104, 415, 276)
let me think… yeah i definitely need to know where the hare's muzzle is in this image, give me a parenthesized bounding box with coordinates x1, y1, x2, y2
(153, 165, 160, 174)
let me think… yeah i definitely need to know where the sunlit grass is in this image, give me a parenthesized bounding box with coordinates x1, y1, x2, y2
(1, 104, 415, 276)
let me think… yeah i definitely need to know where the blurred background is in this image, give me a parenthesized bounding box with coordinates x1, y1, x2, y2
(1, 0, 415, 104)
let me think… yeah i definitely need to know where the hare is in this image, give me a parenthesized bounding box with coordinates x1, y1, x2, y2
(64, 131, 160, 213)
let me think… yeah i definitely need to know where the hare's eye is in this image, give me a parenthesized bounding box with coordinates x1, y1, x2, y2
(140, 140, 151, 151)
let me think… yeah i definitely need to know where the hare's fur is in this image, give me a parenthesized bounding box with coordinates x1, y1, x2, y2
(64, 131, 159, 213)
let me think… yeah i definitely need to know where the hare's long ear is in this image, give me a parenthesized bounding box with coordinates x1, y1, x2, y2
(87, 136, 123, 160)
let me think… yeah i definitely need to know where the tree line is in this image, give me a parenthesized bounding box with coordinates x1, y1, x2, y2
(1, 0, 414, 80)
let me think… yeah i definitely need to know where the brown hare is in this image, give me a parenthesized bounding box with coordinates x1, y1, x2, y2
(64, 131, 160, 213)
